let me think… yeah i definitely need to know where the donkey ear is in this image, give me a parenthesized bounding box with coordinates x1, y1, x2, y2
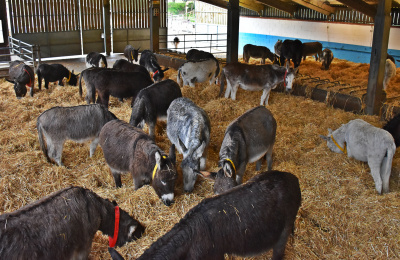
(178, 138, 188, 153)
(72, 70, 74, 74)
(5, 79, 15, 84)
(162, 67, 170, 72)
(285, 61, 290, 69)
(155, 151, 161, 166)
(319, 135, 330, 141)
(194, 141, 206, 159)
(136, 47, 140, 51)
(223, 163, 233, 178)
(169, 144, 176, 165)
(112, 200, 118, 206)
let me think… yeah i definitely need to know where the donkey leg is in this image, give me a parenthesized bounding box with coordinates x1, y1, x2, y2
(110, 168, 122, 188)
(224, 80, 232, 99)
(256, 159, 262, 171)
(89, 138, 99, 157)
(368, 159, 383, 194)
(45, 80, 49, 89)
(230, 84, 239, 101)
(272, 225, 292, 260)
(380, 156, 391, 194)
(260, 89, 271, 106)
(148, 121, 156, 140)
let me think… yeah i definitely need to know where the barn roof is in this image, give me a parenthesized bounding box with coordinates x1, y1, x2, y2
(199, 0, 400, 21)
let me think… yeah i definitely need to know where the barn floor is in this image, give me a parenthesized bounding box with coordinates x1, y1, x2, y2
(0, 56, 399, 259)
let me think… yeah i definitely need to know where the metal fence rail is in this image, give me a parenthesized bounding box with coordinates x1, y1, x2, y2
(0, 37, 41, 68)
(159, 33, 228, 57)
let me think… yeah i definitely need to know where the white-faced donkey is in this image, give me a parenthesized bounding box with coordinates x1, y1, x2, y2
(137, 171, 301, 260)
(201, 106, 277, 194)
(99, 120, 178, 206)
(0, 186, 144, 259)
(37, 104, 118, 166)
(167, 97, 211, 193)
(320, 119, 396, 194)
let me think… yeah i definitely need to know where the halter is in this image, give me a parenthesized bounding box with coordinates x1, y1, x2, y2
(224, 158, 236, 175)
(108, 206, 120, 248)
(283, 69, 288, 87)
(24, 68, 32, 87)
(131, 52, 134, 61)
(152, 70, 159, 78)
(331, 135, 347, 155)
(66, 71, 72, 83)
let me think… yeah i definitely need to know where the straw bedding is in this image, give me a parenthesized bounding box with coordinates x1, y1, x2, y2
(0, 57, 399, 260)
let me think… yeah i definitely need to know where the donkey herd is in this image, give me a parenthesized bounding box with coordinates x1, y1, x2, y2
(2, 38, 399, 259)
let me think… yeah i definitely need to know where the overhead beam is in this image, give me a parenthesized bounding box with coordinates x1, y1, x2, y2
(335, 0, 377, 18)
(254, 0, 297, 15)
(291, 0, 336, 16)
(365, 0, 392, 115)
(200, 0, 263, 14)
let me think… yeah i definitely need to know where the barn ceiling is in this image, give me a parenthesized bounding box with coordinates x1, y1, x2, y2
(199, 0, 400, 19)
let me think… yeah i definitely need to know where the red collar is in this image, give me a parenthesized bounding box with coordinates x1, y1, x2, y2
(152, 70, 159, 78)
(109, 206, 120, 248)
(283, 69, 288, 87)
(24, 68, 32, 88)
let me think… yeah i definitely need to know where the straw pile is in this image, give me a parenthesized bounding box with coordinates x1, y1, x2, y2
(0, 58, 399, 260)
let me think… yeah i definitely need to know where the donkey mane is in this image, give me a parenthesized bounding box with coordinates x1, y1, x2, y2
(0, 186, 106, 219)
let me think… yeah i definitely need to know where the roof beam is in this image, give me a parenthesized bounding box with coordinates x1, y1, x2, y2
(335, 0, 377, 18)
(254, 0, 297, 15)
(291, 0, 336, 16)
(199, 0, 264, 14)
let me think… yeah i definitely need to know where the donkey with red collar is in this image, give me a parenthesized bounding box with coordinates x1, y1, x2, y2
(201, 106, 277, 194)
(6, 60, 35, 99)
(0, 186, 144, 259)
(139, 50, 169, 82)
(219, 62, 298, 106)
(37, 63, 79, 89)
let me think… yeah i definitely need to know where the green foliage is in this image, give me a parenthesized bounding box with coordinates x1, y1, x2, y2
(168, 2, 194, 15)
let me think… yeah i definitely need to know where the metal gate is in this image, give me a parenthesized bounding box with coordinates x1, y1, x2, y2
(7, 0, 167, 58)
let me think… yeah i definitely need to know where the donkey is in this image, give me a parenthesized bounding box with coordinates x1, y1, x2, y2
(112, 59, 151, 78)
(383, 113, 400, 147)
(186, 49, 215, 61)
(130, 79, 182, 139)
(37, 104, 117, 166)
(219, 62, 298, 106)
(167, 97, 211, 193)
(320, 48, 334, 70)
(302, 42, 323, 61)
(200, 106, 277, 194)
(124, 45, 140, 63)
(6, 60, 35, 99)
(243, 44, 275, 64)
(37, 63, 79, 89)
(139, 50, 169, 82)
(173, 37, 180, 49)
(99, 120, 178, 206)
(138, 170, 301, 260)
(80, 69, 153, 108)
(320, 119, 396, 194)
(86, 52, 108, 68)
(177, 58, 220, 87)
(0, 186, 144, 260)
(274, 40, 283, 65)
(280, 39, 303, 68)
(78, 67, 108, 104)
(384, 59, 396, 90)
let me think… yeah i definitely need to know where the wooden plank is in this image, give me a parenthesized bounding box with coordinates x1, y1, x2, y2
(291, 0, 335, 16)
(255, 0, 296, 15)
(365, 0, 392, 115)
(335, 0, 376, 19)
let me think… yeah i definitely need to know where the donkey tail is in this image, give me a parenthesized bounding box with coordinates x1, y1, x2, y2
(218, 69, 226, 98)
(381, 142, 396, 194)
(36, 67, 42, 90)
(37, 121, 51, 163)
(79, 70, 85, 97)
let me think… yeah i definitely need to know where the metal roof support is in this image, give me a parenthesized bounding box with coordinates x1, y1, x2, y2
(103, 0, 111, 55)
(365, 0, 392, 115)
(150, 0, 160, 52)
(226, 0, 239, 63)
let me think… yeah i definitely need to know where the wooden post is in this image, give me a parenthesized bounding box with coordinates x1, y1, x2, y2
(226, 0, 239, 63)
(0, 0, 10, 62)
(150, 0, 160, 52)
(365, 0, 392, 115)
(103, 0, 111, 55)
